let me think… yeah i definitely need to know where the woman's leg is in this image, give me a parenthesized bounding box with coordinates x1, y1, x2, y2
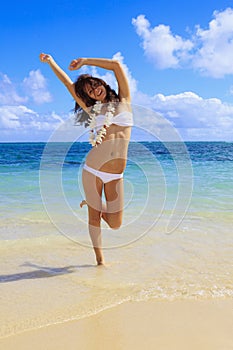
(102, 178, 124, 229)
(82, 169, 104, 265)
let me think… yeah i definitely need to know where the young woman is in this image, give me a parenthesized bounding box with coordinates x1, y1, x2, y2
(40, 53, 133, 265)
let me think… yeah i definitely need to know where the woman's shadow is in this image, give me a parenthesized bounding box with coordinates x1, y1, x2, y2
(0, 262, 95, 283)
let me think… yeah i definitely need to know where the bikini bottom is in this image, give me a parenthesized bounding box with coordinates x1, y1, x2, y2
(83, 163, 123, 184)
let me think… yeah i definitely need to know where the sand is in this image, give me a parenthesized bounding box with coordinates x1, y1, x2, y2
(0, 299, 232, 350)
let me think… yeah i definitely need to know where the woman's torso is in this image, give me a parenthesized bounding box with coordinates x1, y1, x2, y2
(85, 104, 132, 173)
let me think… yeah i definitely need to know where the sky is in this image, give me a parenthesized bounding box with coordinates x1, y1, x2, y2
(1, 0, 233, 142)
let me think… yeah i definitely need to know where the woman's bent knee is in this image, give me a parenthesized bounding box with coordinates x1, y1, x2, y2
(108, 218, 122, 230)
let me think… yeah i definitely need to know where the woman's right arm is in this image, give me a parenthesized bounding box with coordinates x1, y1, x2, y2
(39, 53, 87, 110)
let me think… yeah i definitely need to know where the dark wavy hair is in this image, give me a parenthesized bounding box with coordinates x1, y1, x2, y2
(74, 74, 119, 127)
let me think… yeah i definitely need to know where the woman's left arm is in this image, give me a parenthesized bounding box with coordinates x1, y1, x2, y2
(69, 58, 131, 102)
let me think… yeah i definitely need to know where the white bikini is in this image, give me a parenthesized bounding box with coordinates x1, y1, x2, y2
(83, 111, 133, 184)
(94, 111, 133, 131)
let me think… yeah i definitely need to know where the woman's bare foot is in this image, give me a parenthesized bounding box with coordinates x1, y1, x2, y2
(80, 199, 87, 208)
(94, 247, 105, 266)
(97, 259, 105, 266)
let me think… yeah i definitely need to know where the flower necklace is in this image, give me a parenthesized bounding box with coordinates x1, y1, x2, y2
(88, 101, 115, 147)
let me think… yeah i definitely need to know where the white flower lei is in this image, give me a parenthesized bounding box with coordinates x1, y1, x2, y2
(88, 101, 115, 147)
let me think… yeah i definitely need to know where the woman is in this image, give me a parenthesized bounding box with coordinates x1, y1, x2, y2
(40, 53, 132, 265)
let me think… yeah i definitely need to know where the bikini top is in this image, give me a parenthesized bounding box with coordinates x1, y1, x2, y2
(95, 111, 133, 131)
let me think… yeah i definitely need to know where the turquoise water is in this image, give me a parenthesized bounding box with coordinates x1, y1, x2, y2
(1, 141, 232, 239)
(0, 141, 232, 337)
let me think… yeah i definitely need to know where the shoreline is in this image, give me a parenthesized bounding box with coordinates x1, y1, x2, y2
(1, 299, 232, 350)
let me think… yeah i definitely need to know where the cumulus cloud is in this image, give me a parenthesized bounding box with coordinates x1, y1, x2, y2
(0, 104, 70, 141)
(132, 8, 233, 77)
(0, 70, 52, 106)
(229, 86, 233, 96)
(112, 52, 138, 96)
(0, 73, 28, 105)
(132, 15, 193, 69)
(0, 70, 57, 140)
(194, 8, 233, 77)
(132, 90, 233, 141)
(1, 53, 233, 142)
(23, 69, 52, 104)
(0, 105, 63, 131)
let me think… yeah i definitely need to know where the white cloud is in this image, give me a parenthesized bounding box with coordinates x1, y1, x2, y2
(0, 71, 67, 141)
(1, 53, 233, 142)
(229, 85, 233, 96)
(132, 90, 233, 141)
(0, 105, 64, 134)
(0, 73, 28, 105)
(23, 69, 52, 104)
(112, 52, 138, 96)
(0, 105, 36, 130)
(132, 8, 233, 77)
(194, 8, 233, 77)
(132, 15, 193, 69)
(0, 70, 52, 107)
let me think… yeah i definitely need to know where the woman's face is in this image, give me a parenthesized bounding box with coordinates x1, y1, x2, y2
(84, 80, 107, 102)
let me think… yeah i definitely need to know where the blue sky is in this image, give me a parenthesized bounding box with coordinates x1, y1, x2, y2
(1, 0, 233, 141)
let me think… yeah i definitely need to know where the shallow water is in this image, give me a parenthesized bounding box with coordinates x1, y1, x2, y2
(0, 141, 232, 337)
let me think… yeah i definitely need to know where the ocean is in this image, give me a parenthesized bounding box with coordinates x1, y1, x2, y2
(0, 141, 232, 338)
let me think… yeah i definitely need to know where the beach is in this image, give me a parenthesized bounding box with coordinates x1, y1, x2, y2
(1, 299, 232, 350)
(0, 141, 233, 349)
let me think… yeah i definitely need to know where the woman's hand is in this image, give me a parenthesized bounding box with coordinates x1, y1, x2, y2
(39, 53, 53, 63)
(68, 58, 85, 71)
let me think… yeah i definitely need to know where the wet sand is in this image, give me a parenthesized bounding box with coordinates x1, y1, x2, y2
(1, 299, 232, 350)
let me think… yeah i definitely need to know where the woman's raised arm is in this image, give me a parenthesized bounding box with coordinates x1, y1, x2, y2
(39, 53, 87, 110)
(69, 57, 131, 103)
